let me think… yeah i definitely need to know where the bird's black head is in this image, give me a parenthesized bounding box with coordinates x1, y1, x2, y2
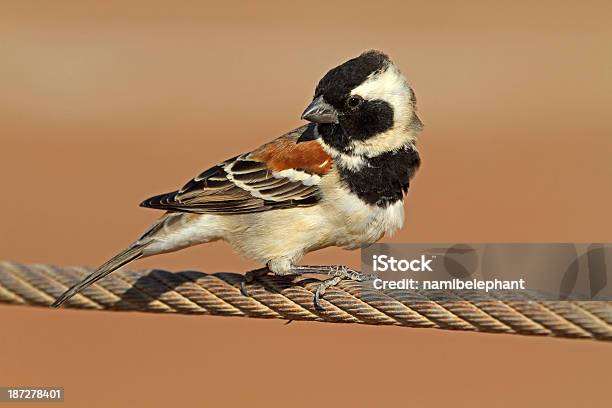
(301, 50, 421, 157)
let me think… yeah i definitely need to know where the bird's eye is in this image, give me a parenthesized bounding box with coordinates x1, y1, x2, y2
(346, 96, 363, 109)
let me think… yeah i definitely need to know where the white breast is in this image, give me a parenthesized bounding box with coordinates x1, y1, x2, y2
(319, 171, 405, 249)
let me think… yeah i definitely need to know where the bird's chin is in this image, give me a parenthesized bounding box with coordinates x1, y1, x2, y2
(316, 123, 341, 143)
(317, 123, 337, 134)
(317, 123, 353, 153)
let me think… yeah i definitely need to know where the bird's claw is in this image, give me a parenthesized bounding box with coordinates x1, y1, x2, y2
(239, 280, 249, 297)
(240, 264, 374, 310)
(240, 267, 269, 297)
(314, 286, 323, 311)
(309, 266, 375, 310)
(313, 276, 342, 310)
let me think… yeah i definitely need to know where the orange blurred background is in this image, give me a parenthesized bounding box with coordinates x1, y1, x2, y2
(1, 1, 611, 407)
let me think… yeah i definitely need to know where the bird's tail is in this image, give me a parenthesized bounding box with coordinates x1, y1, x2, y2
(51, 243, 149, 308)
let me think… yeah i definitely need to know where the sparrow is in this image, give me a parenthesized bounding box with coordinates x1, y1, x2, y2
(51, 50, 423, 309)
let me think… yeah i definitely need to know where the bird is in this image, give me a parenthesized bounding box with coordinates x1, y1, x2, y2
(51, 50, 423, 310)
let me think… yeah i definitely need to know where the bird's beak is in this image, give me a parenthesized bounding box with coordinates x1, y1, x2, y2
(301, 96, 339, 124)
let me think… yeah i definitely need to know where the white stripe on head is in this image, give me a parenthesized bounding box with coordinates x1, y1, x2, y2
(350, 64, 414, 126)
(349, 64, 420, 157)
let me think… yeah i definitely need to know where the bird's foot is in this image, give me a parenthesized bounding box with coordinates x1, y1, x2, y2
(290, 265, 375, 310)
(239, 267, 270, 297)
(313, 276, 342, 311)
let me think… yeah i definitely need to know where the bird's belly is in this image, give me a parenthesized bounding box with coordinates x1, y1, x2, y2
(326, 198, 405, 249)
(220, 199, 405, 264)
(145, 196, 405, 267)
(221, 207, 332, 264)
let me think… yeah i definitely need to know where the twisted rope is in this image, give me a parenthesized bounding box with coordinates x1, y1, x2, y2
(0, 261, 610, 341)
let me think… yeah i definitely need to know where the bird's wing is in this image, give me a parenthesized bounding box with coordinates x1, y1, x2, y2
(140, 125, 333, 214)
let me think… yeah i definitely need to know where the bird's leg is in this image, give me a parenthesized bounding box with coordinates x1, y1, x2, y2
(240, 264, 375, 310)
(290, 265, 375, 280)
(289, 265, 376, 310)
(239, 267, 270, 297)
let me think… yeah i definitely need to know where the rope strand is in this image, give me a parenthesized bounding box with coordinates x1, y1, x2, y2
(0, 261, 610, 341)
